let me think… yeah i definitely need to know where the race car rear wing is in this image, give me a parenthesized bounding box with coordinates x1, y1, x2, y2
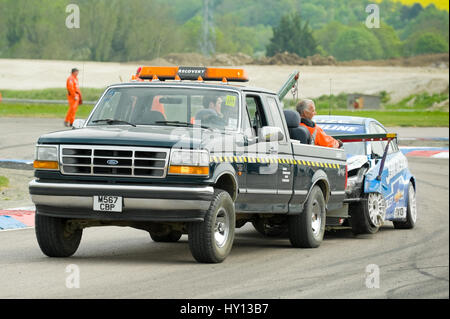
(331, 133, 397, 181)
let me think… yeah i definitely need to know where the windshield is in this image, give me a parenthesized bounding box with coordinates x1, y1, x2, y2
(317, 122, 368, 156)
(88, 87, 240, 131)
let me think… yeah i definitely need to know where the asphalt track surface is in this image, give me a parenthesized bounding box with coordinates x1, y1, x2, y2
(0, 118, 448, 298)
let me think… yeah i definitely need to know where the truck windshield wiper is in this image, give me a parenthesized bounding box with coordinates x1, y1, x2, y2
(155, 120, 212, 131)
(92, 119, 136, 127)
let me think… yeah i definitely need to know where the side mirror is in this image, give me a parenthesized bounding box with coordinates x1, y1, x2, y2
(259, 126, 284, 142)
(72, 119, 86, 129)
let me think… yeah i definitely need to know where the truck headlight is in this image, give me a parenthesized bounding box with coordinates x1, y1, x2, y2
(34, 145, 59, 170)
(168, 149, 210, 176)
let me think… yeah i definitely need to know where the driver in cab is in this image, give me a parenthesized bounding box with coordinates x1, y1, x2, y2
(195, 95, 226, 127)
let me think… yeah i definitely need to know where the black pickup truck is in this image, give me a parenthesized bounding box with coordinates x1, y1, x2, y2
(29, 67, 347, 263)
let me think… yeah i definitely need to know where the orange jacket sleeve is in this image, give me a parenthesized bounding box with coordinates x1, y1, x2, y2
(314, 126, 340, 148)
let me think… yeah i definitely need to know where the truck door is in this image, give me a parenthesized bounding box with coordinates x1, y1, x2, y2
(239, 93, 291, 213)
(264, 95, 295, 210)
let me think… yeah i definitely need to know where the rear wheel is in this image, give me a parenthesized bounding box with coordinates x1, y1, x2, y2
(288, 186, 326, 248)
(393, 182, 417, 229)
(35, 213, 82, 257)
(350, 192, 385, 235)
(188, 189, 235, 263)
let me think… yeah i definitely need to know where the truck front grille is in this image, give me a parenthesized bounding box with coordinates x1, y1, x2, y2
(60, 145, 169, 178)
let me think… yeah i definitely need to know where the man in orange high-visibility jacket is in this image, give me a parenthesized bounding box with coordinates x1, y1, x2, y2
(64, 68, 82, 127)
(297, 99, 343, 148)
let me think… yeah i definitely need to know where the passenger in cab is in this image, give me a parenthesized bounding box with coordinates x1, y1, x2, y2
(297, 99, 343, 148)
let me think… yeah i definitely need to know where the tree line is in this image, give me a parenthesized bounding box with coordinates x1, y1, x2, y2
(0, 0, 448, 62)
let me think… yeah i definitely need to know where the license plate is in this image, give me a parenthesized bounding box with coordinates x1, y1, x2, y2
(93, 196, 122, 212)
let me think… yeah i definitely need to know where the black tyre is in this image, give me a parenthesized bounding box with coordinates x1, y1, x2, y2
(149, 230, 182, 242)
(252, 220, 287, 237)
(35, 213, 82, 257)
(393, 182, 417, 229)
(288, 185, 326, 248)
(188, 189, 235, 263)
(350, 192, 385, 235)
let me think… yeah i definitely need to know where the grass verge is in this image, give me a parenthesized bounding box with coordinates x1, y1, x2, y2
(314, 110, 449, 127)
(0, 176, 9, 188)
(0, 104, 448, 127)
(0, 103, 94, 118)
(0, 88, 105, 102)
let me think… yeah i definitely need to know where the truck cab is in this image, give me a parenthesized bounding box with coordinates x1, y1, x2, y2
(30, 66, 347, 263)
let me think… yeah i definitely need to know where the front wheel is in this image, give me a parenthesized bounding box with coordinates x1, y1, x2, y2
(188, 189, 235, 263)
(35, 213, 82, 257)
(393, 182, 417, 229)
(288, 185, 326, 248)
(350, 192, 386, 235)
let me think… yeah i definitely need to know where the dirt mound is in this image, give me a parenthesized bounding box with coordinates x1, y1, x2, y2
(254, 52, 336, 66)
(338, 53, 449, 68)
(159, 53, 254, 66)
(210, 53, 254, 66)
(164, 53, 209, 66)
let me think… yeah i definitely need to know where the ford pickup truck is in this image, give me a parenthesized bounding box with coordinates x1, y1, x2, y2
(29, 66, 347, 263)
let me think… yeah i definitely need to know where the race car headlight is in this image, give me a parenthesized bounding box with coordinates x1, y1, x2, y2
(169, 149, 209, 176)
(34, 145, 59, 170)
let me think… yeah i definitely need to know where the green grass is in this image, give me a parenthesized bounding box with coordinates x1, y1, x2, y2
(315, 110, 449, 127)
(0, 103, 94, 118)
(284, 91, 449, 111)
(385, 92, 449, 110)
(0, 88, 105, 102)
(0, 176, 9, 188)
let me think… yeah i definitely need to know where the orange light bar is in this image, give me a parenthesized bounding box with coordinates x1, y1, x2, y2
(168, 165, 209, 175)
(33, 160, 59, 170)
(139, 67, 179, 80)
(205, 68, 248, 82)
(138, 66, 249, 82)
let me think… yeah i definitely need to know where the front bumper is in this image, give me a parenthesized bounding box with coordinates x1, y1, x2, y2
(29, 179, 214, 222)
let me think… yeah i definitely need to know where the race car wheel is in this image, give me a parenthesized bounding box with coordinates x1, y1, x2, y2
(393, 182, 417, 229)
(35, 213, 82, 257)
(188, 189, 235, 263)
(350, 192, 386, 235)
(149, 230, 182, 242)
(288, 185, 326, 248)
(252, 219, 287, 237)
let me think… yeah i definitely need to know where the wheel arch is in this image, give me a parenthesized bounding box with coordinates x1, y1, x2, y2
(304, 170, 331, 204)
(214, 172, 238, 201)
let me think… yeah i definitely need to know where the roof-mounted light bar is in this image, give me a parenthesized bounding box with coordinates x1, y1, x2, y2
(137, 66, 249, 82)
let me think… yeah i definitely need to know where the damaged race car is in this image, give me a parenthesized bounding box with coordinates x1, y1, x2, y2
(314, 115, 417, 234)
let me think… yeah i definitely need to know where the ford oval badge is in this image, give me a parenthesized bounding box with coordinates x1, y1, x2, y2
(107, 159, 119, 165)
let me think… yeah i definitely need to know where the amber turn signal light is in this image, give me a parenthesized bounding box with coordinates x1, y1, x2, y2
(168, 165, 209, 176)
(33, 160, 59, 170)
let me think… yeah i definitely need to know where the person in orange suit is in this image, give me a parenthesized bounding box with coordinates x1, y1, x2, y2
(64, 68, 82, 127)
(297, 99, 343, 148)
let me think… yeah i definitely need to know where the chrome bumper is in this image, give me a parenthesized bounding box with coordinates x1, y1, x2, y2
(29, 179, 213, 213)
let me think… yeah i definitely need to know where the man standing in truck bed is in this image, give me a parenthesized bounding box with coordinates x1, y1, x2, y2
(297, 99, 342, 148)
(64, 68, 82, 127)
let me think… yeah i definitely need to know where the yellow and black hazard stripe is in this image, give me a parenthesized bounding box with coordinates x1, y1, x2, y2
(209, 155, 343, 169)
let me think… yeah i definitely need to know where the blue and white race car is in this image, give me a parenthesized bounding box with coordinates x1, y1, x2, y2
(314, 115, 417, 234)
